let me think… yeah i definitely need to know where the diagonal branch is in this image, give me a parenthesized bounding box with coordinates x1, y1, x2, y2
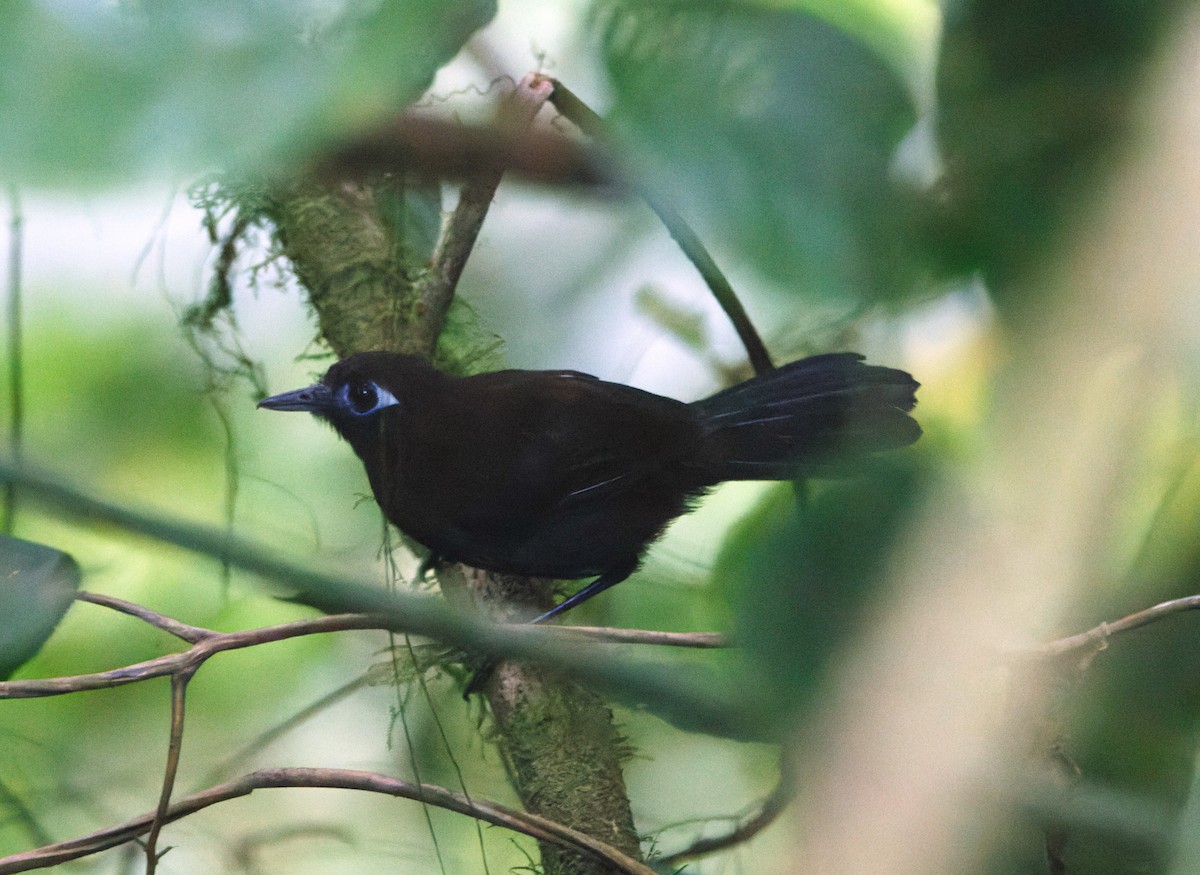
(77, 591, 215, 643)
(410, 73, 556, 358)
(0, 768, 658, 875)
(547, 79, 774, 375)
(1026, 593, 1200, 658)
(0, 462, 762, 737)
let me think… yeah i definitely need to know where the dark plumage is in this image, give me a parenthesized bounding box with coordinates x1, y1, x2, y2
(259, 351, 920, 622)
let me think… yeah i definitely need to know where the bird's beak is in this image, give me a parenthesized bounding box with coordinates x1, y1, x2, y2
(257, 383, 336, 414)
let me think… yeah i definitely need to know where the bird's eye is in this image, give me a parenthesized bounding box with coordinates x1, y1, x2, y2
(347, 381, 379, 414)
(340, 380, 400, 416)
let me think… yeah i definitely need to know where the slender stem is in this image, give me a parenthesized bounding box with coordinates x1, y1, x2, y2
(77, 592, 215, 643)
(144, 670, 193, 874)
(548, 79, 774, 375)
(1026, 593, 1200, 658)
(0, 461, 761, 737)
(661, 765, 793, 863)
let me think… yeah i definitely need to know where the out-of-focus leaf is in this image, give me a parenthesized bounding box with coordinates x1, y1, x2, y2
(0, 535, 80, 680)
(595, 0, 921, 305)
(714, 462, 921, 718)
(0, 0, 496, 185)
(736, 0, 936, 82)
(935, 0, 1186, 310)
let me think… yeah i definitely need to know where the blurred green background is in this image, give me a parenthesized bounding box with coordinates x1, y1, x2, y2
(3, 0, 1200, 873)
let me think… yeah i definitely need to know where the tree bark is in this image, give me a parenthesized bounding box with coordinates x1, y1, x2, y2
(244, 103, 644, 870)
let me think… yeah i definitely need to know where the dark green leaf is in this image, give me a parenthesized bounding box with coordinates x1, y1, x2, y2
(935, 0, 1186, 308)
(0, 535, 80, 681)
(0, 0, 496, 185)
(596, 0, 920, 305)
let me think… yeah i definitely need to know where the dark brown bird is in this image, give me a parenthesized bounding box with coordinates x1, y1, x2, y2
(259, 351, 920, 623)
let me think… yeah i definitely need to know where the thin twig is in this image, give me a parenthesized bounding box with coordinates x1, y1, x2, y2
(0, 768, 658, 875)
(412, 72, 556, 358)
(661, 767, 794, 864)
(1027, 593, 1200, 658)
(547, 79, 774, 376)
(0, 608, 728, 699)
(144, 670, 193, 874)
(542, 626, 729, 647)
(0, 614, 389, 698)
(77, 592, 215, 643)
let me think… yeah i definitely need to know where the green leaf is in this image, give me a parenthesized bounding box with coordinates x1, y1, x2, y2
(715, 463, 921, 718)
(596, 0, 921, 305)
(0, 535, 80, 681)
(0, 0, 497, 185)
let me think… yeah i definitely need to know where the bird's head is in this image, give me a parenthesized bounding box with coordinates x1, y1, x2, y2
(256, 352, 422, 438)
(258, 360, 398, 422)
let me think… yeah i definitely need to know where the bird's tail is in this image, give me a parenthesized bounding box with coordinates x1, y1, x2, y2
(691, 353, 921, 481)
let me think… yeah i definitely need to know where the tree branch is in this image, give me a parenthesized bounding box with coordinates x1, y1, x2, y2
(1026, 593, 1200, 658)
(144, 669, 193, 874)
(77, 591, 215, 643)
(410, 73, 556, 357)
(0, 768, 658, 875)
(0, 593, 730, 702)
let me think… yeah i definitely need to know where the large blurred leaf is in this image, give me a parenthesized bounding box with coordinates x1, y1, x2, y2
(935, 0, 1186, 309)
(595, 0, 921, 305)
(0, 0, 496, 185)
(715, 463, 921, 718)
(0, 535, 80, 681)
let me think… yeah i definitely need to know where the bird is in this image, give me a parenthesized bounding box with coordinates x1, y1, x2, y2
(258, 351, 920, 624)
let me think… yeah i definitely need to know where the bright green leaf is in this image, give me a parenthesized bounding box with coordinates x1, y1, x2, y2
(0, 535, 81, 681)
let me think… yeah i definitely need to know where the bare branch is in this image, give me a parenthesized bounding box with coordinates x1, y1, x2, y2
(144, 670, 193, 874)
(1027, 593, 1200, 658)
(312, 109, 607, 189)
(0, 614, 387, 699)
(77, 591, 215, 643)
(543, 626, 730, 648)
(0, 768, 658, 875)
(0, 459, 762, 737)
(411, 72, 556, 357)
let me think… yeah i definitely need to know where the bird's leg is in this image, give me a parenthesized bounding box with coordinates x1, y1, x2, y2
(528, 566, 634, 625)
(463, 564, 636, 696)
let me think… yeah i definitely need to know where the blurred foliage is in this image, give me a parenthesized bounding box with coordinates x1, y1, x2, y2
(0, 0, 496, 185)
(716, 463, 922, 723)
(936, 0, 1188, 314)
(0, 0, 1199, 872)
(0, 535, 79, 680)
(596, 0, 925, 307)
